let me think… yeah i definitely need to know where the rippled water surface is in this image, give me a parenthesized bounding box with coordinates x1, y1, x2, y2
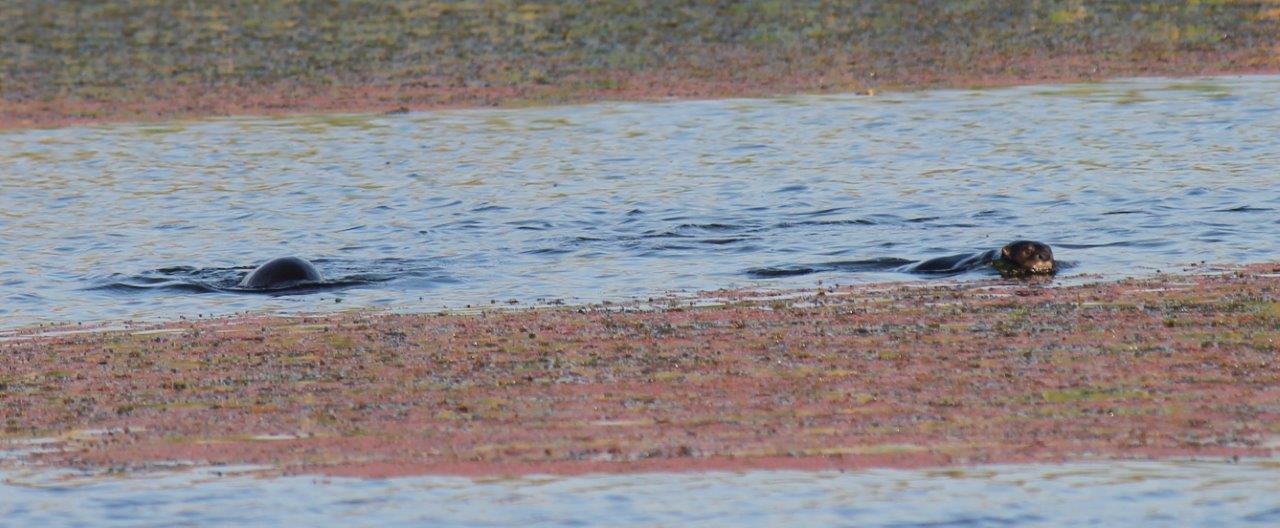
(3, 76, 1278, 328)
(3, 460, 1279, 527)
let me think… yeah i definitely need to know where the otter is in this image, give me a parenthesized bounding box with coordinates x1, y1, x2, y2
(746, 241, 1056, 279)
(237, 256, 323, 289)
(908, 240, 1056, 277)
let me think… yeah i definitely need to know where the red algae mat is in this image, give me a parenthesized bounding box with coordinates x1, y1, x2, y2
(3, 265, 1279, 477)
(4, 0, 1280, 130)
(4, 53, 1277, 132)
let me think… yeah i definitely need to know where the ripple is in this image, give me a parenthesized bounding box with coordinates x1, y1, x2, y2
(3, 460, 1279, 527)
(747, 258, 915, 279)
(3, 76, 1280, 327)
(85, 259, 443, 298)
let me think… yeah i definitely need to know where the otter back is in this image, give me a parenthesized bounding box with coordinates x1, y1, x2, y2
(238, 257, 322, 289)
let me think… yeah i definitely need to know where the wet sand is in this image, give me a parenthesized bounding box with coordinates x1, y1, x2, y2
(4, 0, 1279, 130)
(3, 263, 1278, 477)
(4, 52, 1277, 131)
(4, 1, 1280, 478)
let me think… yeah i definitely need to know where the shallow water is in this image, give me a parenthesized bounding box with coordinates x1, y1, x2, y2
(3, 76, 1279, 328)
(3, 459, 1279, 527)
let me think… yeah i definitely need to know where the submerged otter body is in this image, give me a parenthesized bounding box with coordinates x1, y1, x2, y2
(747, 241, 1057, 279)
(908, 249, 1002, 274)
(238, 257, 322, 289)
(908, 240, 1056, 277)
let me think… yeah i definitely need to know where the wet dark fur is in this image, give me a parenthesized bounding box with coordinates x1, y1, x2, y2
(238, 256, 323, 289)
(908, 240, 1056, 277)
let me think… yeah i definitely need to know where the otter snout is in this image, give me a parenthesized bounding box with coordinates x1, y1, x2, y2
(1025, 251, 1055, 273)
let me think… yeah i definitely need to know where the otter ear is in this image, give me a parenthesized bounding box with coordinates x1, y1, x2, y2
(1001, 245, 1012, 259)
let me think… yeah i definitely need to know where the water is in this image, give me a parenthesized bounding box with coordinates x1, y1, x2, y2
(4, 78, 1279, 524)
(2, 459, 1278, 527)
(2, 76, 1278, 328)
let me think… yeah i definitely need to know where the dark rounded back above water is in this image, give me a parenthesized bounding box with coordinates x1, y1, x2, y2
(238, 257, 323, 289)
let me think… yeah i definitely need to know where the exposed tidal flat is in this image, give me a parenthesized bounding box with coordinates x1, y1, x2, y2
(4, 2, 1280, 523)
(3, 262, 1279, 477)
(1, 75, 1279, 480)
(5, 21, 1280, 520)
(3, 0, 1279, 128)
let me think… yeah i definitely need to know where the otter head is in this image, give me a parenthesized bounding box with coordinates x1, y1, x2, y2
(1000, 240, 1055, 275)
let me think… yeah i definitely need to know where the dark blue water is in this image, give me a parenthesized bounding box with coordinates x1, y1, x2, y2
(2, 76, 1278, 329)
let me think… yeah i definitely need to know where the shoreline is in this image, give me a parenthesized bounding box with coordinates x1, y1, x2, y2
(3, 263, 1278, 478)
(4, 60, 1278, 132)
(5, 0, 1280, 480)
(4, 0, 1278, 131)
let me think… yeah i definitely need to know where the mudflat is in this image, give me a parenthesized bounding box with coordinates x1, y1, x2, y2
(3, 263, 1277, 477)
(3, 0, 1279, 129)
(4, 0, 1279, 480)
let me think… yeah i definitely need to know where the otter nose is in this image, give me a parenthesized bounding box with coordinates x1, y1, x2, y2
(1036, 252, 1051, 261)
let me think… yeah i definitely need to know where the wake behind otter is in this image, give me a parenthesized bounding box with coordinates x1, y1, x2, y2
(746, 258, 915, 278)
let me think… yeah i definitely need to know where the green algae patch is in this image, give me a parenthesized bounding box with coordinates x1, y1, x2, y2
(1040, 388, 1152, 404)
(805, 444, 928, 457)
(1249, 301, 1280, 320)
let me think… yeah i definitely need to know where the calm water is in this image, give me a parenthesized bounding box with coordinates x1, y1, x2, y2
(2, 76, 1279, 328)
(3, 459, 1279, 527)
(4, 78, 1280, 523)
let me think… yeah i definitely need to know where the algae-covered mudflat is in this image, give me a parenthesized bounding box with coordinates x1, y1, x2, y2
(3, 263, 1278, 477)
(3, 0, 1279, 128)
(3, 2, 1280, 523)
